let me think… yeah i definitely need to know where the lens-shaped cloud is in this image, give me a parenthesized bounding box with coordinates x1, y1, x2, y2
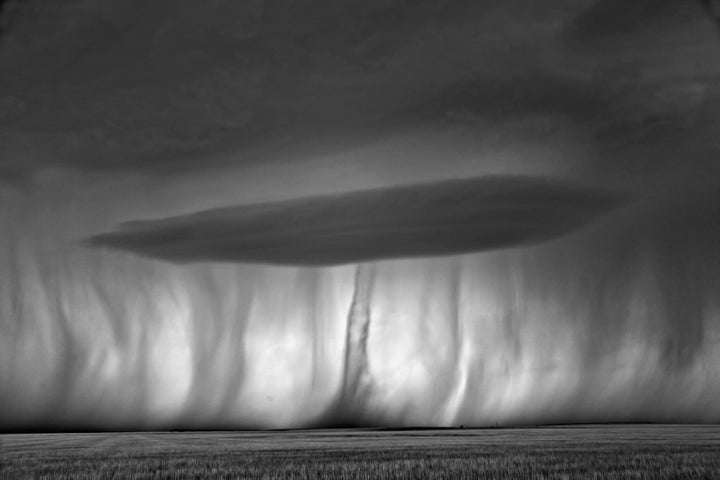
(87, 175, 630, 266)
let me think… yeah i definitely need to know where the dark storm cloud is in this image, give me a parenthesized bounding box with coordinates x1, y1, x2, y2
(2, 0, 570, 176)
(0, 0, 19, 33)
(0, 0, 717, 193)
(1, 0, 717, 184)
(87, 176, 629, 266)
(701, 0, 720, 29)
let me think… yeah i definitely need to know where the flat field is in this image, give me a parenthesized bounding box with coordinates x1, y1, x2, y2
(2, 425, 719, 479)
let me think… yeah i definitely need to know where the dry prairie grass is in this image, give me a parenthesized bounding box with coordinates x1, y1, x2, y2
(2, 425, 719, 479)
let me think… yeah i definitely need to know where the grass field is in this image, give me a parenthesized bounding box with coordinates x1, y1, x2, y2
(2, 425, 719, 479)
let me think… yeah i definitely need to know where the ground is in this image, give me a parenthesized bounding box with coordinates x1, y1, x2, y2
(2, 425, 719, 479)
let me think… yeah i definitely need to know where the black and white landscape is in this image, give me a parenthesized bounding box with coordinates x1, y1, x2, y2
(1, 1, 720, 478)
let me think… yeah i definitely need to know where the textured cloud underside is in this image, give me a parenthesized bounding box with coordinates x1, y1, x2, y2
(88, 176, 628, 265)
(2, 1, 718, 183)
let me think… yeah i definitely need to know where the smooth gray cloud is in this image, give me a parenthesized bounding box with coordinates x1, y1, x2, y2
(87, 175, 629, 265)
